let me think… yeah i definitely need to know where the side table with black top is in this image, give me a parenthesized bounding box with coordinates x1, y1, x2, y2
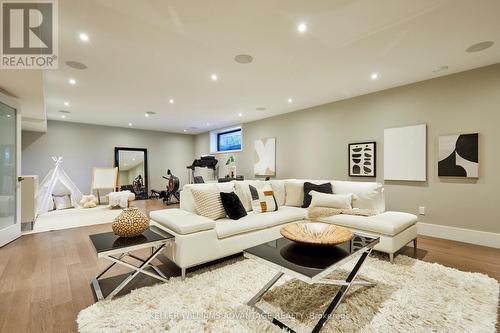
(89, 226, 174, 301)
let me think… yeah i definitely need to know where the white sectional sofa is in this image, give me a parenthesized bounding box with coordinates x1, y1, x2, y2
(150, 179, 418, 279)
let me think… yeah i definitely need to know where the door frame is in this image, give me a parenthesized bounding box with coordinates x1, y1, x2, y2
(0, 91, 21, 247)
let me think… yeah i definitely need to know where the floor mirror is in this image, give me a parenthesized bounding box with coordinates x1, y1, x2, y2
(114, 147, 148, 200)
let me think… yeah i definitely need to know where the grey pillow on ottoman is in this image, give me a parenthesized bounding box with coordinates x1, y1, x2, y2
(302, 182, 333, 208)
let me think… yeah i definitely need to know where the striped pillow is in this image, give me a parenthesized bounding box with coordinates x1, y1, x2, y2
(249, 185, 278, 213)
(191, 186, 226, 220)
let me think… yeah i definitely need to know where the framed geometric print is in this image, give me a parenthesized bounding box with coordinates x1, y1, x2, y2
(438, 133, 478, 178)
(254, 138, 276, 176)
(348, 142, 376, 177)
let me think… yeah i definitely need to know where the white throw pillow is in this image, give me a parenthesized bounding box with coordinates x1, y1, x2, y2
(332, 181, 385, 213)
(53, 195, 73, 210)
(191, 185, 226, 220)
(284, 180, 304, 207)
(309, 191, 354, 209)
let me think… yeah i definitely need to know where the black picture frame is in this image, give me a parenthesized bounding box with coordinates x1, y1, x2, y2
(114, 147, 149, 199)
(348, 142, 376, 177)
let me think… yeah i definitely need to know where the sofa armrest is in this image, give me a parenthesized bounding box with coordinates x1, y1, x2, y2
(150, 208, 215, 235)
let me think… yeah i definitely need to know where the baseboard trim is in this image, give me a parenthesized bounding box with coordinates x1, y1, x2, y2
(417, 222, 500, 249)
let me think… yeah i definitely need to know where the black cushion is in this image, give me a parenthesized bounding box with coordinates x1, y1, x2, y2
(220, 192, 247, 220)
(302, 182, 333, 208)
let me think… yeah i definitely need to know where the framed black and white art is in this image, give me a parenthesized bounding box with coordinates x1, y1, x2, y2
(348, 142, 376, 177)
(438, 133, 478, 178)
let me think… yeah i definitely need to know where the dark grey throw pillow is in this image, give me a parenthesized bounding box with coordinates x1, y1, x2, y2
(220, 192, 247, 220)
(302, 182, 333, 208)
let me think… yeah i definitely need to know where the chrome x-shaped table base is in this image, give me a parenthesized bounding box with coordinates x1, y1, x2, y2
(91, 244, 168, 301)
(247, 248, 373, 333)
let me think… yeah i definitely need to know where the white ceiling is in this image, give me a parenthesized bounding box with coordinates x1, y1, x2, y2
(8, 0, 500, 134)
(0, 71, 46, 131)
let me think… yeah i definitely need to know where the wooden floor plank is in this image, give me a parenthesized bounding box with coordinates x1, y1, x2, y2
(0, 199, 498, 332)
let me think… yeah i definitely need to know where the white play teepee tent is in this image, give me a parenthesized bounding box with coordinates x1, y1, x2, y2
(38, 157, 83, 214)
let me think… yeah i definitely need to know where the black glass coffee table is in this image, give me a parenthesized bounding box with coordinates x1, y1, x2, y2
(244, 232, 379, 333)
(89, 226, 174, 301)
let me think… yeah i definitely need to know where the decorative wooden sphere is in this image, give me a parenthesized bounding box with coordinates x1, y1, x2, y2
(280, 221, 353, 246)
(112, 207, 149, 237)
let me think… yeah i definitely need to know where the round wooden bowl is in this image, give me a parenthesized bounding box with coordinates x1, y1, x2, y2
(280, 221, 353, 246)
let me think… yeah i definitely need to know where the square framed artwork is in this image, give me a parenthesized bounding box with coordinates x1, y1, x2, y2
(254, 137, 276, 176)
(348, 142, 376, 177)
(438, 133, 478, 178)
(384, 124, 427, 181)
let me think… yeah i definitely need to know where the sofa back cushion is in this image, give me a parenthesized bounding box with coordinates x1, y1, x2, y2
(269, 180, 286, 207)
(332, 181, 385, 213)
(284, 180, 303, 206)
(180, 182, 234, 213)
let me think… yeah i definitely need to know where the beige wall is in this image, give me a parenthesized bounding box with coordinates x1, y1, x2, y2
(22, 121, 195, 194)
(195, 64, 500, 234)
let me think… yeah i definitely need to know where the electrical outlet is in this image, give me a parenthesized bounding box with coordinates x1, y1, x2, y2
(419, 206, 426, 215)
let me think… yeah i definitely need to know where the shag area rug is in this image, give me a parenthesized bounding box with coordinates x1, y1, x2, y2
(77, 255, 499, 332)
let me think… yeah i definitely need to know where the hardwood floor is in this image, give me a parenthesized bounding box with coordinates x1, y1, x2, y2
(0, 199, 499, 332)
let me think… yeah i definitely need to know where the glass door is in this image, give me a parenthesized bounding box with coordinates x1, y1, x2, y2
(0, 99, 20, 247)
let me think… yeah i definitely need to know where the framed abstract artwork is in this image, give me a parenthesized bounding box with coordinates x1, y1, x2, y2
(348, 142, 376, 177)
(254, 138, 276, 176)
(384, 124, 427, 181)
(438, 133, 478, 178)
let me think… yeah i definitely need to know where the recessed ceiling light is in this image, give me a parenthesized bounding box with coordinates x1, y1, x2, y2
(466, 41, 494, 53)
(169, 99, 174, 104)
(79, 33, 89, 42)
(371, 73, 378, 80)
(256, 107, 266, 111)
(297, 22, 307, 33)
(66, 61, 87, 70)
(64, 101, 69, 106)
(206, 122, 210, 126)
(69, 78, 76, 85)
(6, 114, 11, 118)
(234, 54, 253, 64)
(128, 122, 133, 126)
(183, 129, 187, 132)
(132, 158, 135, 161)
(287, 98, 293, 103)
(211, 74, 218, 81)
(61, 115, 66, 119)
(238, 113, 242, 118)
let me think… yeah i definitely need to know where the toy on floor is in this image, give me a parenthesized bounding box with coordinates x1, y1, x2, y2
(80, 195, 98, 208)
